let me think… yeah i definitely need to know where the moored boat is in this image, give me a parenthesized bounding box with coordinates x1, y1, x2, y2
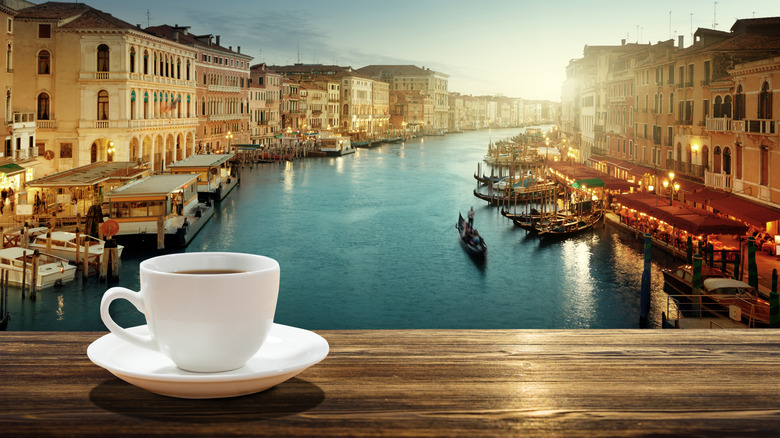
(701, 278, 770, 327)
(29, 231, 124, 264)
(0, 247, 76, 289)
(456, 213, 487, 258)
(536, 210, 603, 237)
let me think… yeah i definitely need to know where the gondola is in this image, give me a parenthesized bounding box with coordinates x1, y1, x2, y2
(536, 210, 603, 237)
(456, 213, 487, 258)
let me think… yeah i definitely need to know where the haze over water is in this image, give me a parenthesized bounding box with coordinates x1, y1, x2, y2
(4, 128, 680, 331)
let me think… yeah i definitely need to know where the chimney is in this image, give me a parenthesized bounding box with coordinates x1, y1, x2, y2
(173, 31, 179, 42)
(621, 38, 626, 45)
(216, 35, 221, 46)
(237, 46, 241, 53)
(678, 35, 684, 48)
(229, 46, 232, 51)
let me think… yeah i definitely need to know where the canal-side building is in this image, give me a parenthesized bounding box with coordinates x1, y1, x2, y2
(13, 2, 199, 176)
(565, 16, 780, 236)
(249, 62, 282, 143)
(0, 0, 39, 201)
(248, 82, 267, 144)
(145, 25, 253, 155)
(357, 65, 449, 134)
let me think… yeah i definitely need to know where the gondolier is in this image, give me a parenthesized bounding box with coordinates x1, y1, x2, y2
(467, 207, 475, 227)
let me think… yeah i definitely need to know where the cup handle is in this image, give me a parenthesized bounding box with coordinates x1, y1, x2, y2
(100, 286, 157, 351)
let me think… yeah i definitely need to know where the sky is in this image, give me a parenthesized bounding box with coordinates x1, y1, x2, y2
(81, 0, 779, 101)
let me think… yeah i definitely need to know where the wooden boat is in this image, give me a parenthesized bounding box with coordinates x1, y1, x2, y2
(702, 278, 770, 327)
(501, 208, 569, 232)
(29, 231, 124, 264)
(0, 247, 76, 289)
(535, 210, 603, 237)
(456, 213, 487, 258)
(661, 264, 731, 297)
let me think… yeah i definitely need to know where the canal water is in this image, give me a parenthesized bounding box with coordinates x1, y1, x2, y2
(3, 127, 681, 331)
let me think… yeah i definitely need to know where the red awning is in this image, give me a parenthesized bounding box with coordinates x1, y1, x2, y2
(614, 193, 748, 235)
(715, 198, 780, 227)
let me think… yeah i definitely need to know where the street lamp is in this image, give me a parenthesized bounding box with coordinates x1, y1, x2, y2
(662, 173, 680, 206)
(225, 131, 234, 152)
(107, 141, 115, 162)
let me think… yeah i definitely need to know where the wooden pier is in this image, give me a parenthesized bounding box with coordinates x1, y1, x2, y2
(3, 329, 780, 436)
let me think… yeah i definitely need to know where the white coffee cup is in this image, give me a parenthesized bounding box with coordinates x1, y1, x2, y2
(100, 252, 280, 373)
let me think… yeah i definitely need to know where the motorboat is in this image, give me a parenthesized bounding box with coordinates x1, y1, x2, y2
(661, 264, 730, 297)
(701, 278, 770, 327)
(29, 231, 124, 264)
(0, 247, 76, 289)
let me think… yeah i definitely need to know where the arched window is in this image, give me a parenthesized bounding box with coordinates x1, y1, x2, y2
(5, 90, 10, 122)
(143, 92, 149, 119)
(734, 85, 745, 120)
(91, 143, 98, 163)
(186, 60, 190, 81)
(37, 92, 50, 120)
(143, 50, 148, 74)
(38, 50, 50, 74)
(177, 59, 181, 79)
(97, 44, 109, 72)
(713, 146, 722, 173)
(97, 90, 109, 120)
(723, 95, 733, 118)
(723, 147, 732, 176)
(759, 81, 772, 119)
(714, 96, 723, 118)
(130, 90, 136, 120)
(5, 42, 11, 73)
(129, 47, 136, 73)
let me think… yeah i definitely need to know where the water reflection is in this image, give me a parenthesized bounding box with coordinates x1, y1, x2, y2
(560, 240, 597, 328)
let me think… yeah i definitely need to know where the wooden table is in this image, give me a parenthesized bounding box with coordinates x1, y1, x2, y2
(3, 329, 780, 436)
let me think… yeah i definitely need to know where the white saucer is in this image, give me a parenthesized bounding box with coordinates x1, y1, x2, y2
(87, 323, 329, 399)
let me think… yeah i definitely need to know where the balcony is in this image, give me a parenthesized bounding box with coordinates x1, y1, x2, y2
(733, 119, 777, 135)
(36, 119, 56, 129)
(207, 84, 241, 93)
(666, 159, 705, 179)
(14, 148, 37, 161)
(129, 117, 198, 129)
(706, 117, 732, 132)
(705, 171, 732, 191)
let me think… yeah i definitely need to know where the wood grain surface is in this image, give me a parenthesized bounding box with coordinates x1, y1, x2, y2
(2, 329, 780, 436)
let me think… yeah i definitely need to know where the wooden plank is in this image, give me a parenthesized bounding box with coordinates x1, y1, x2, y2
(2, 330, 780, 436)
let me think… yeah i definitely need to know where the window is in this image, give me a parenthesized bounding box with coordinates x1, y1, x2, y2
(97, 90, 109, 120)
(60, 143, 72, 158)
(38, 50, 50, 74)
(143, 50, 148, 74)
(760, 147, 769, 186)
(37, 93, 50, 120)
(734, 85, 745, 120)
(37, 142, 45, 156)
(759, 82, 772, 119)
(97, 44, 109, 72)
(129, 47, 135, 73)
(38, 24, 51, 38)
(7, 18, 11, 34)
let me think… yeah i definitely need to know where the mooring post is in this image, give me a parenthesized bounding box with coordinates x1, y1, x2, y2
(30, 251, 39, 301)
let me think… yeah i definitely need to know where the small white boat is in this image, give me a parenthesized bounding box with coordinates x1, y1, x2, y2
(29, 231, 124, 264)
(0, 247, 76, 289)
